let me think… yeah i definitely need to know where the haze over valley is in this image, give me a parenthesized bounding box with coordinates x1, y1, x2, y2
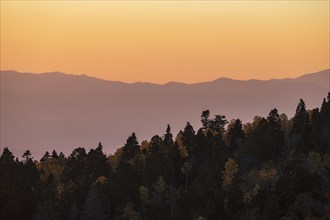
(1, 69, 328, 158)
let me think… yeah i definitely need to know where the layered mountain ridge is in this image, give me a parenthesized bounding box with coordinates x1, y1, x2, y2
(0, 69, 328, 158)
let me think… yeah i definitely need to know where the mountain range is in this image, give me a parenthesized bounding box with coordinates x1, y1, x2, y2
(0, 69, 329, 158)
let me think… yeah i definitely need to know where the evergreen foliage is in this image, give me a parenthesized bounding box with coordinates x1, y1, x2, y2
(0, 95, 329, 219)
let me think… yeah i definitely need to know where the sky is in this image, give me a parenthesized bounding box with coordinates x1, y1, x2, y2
(1, 1, 329, 83)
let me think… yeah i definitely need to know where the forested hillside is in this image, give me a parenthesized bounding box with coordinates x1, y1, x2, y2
(1, 94, 329, 220)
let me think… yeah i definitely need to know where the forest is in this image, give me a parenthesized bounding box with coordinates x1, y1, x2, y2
(0, 94, 329, 220)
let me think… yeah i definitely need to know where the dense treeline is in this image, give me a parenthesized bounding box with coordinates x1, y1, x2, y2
(1, 94, 330, 220)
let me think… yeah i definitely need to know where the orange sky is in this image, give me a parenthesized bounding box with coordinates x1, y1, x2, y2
(1, 1, 329, 83)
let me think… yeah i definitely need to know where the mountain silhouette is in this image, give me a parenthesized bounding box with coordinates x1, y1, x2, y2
(0, 69, 328, 158)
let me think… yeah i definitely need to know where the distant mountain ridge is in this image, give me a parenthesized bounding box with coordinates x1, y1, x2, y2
(0, 69, 329, 158)
(3, 69, 329, 86)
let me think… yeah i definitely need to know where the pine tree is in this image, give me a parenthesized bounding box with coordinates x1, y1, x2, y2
(22, 150, 32, 164)
(201, 110, 211, 128)
(40, 151, 50, 162)
(51, 150, 59, 159)
(122, 133, 140, 162)
(292, 99, 309, 134)
(291, 99, 311, 153)
(226, 119, 244, 152)
(210, 115, 228, 134)
(164, 125, 174, 147)
(266, 108, 285, 158)
(59, 152, 65, 159)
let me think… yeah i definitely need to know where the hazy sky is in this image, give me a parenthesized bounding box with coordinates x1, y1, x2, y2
(1, 1, 329, 83)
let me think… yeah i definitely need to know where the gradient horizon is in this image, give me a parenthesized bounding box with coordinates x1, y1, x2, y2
(1, 1, 329, 83)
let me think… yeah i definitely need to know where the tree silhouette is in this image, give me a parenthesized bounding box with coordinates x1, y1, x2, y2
(22, 150, 32, 163)
(40, 151, 50, 162)
(0, 95, 329, 220)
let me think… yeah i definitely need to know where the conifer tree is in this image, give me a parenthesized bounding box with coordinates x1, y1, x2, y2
(292, 99, 309, 134)
(40, 151, 50, 162)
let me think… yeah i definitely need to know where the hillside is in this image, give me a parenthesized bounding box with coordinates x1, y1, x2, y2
(0, 93, 329, 219)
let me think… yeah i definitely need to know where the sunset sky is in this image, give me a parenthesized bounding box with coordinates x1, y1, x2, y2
(1, 1, 329, 83)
